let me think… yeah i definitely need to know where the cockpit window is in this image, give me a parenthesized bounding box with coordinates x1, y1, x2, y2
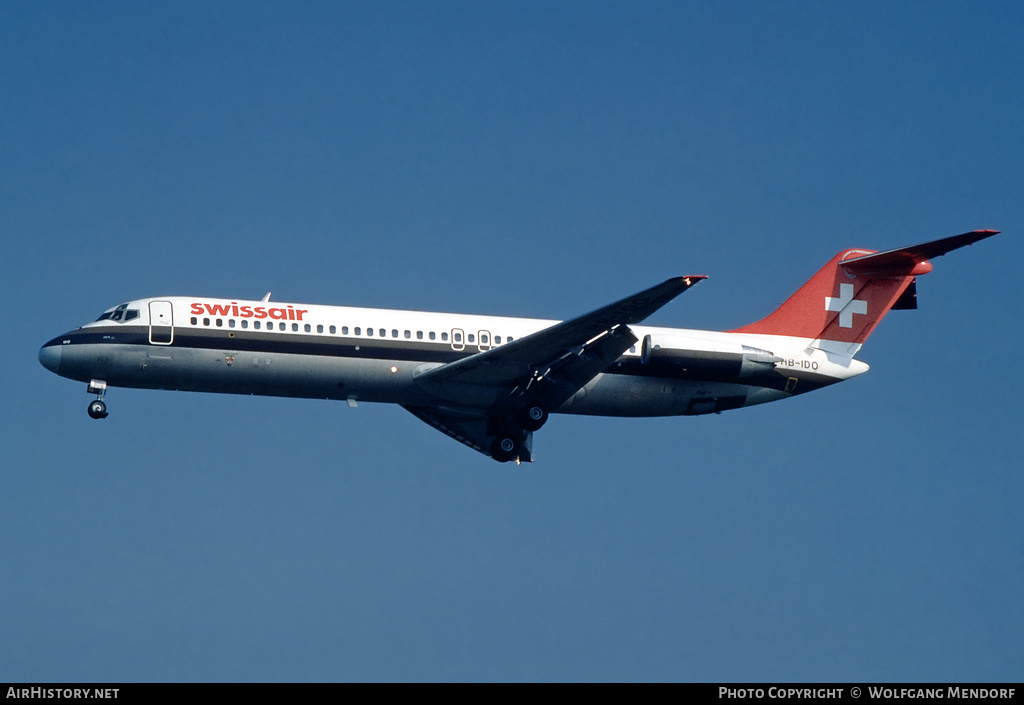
(95, 303, 140, 323)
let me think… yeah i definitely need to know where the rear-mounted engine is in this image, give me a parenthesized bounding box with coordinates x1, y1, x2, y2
(640, 334, 782, 380)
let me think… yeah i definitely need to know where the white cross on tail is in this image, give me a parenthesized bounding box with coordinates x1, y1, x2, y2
(825, 283, 867, 328)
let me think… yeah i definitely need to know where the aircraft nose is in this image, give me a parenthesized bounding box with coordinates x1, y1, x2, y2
(38, 342, 62, 374)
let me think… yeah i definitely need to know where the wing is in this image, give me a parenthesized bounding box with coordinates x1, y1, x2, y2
(415, 276, 705, 389)
(408, 275, 706, 461)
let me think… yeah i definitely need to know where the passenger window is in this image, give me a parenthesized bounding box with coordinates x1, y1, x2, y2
(367, 328, 373, 336)
(428, 331, 435, 340)
(254, 320, 261, 330)
(317, 324, 323, 333)
(467, 333, 475, 343)
(331, 325, 338, 334)
(203, 318, 211, 326)
(481, 334, 488, 344)
(229, 319, 236, 328)
(216, 319, 223, 327)
(305, 324, 312, 332)
(392, 329, 398, 338)
(495, 336, 501, 344)
(454, 332, 462, 343)
(441, 332, 448, 341)
(416, 331, 423, 339)
(241, 320, 248, 329)
(281, 322, 288, 331)
(379, 329, 386, 337)
(405, 330, 411, 339)
(357, 327, 363, 335)
(507, 336, 514, 342)
(191, 317, 198, 325)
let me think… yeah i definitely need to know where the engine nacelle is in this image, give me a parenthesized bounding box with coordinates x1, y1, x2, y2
(640, 334, 781, 380)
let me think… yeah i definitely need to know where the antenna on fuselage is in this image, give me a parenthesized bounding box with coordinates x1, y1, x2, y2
(261, 292, 272, 302)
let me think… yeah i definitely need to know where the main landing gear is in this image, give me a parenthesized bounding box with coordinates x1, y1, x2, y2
(490, 433, 524, 463)
(87, 379, 108, 419)
(521, 403, 548, 432)
(489, 401, 548, 463)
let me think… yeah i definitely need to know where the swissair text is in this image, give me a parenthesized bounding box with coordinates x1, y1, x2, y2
(190, 302, 308, 321)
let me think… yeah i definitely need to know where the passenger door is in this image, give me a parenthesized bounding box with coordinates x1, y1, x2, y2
(149, 301, 174, 345)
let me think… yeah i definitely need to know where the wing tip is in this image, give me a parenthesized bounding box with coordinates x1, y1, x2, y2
(675, 275, 708, 287)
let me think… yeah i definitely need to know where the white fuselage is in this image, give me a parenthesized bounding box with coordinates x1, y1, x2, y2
(40, 231, 997, 461)
(41, 295, 868, 419)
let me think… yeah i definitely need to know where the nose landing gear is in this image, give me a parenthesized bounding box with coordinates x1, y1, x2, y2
(87, 379, 108, 419)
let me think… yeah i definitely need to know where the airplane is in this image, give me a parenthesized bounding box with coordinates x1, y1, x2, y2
(39, 229, 1000, 463)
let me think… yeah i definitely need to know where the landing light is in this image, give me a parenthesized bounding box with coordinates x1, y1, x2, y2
(391, 366, 398, 373)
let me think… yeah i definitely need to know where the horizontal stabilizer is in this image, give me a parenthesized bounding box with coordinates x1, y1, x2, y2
(731, 229, 1001, 347)
(840, 229, 999, 275)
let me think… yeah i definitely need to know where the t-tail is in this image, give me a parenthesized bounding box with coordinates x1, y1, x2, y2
(730, 230, 1001, 357)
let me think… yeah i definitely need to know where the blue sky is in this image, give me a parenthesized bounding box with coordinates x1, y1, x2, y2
(3, 1, 1021, 682)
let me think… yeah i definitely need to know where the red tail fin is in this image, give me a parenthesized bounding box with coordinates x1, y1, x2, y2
(730, 230, 999, 349)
